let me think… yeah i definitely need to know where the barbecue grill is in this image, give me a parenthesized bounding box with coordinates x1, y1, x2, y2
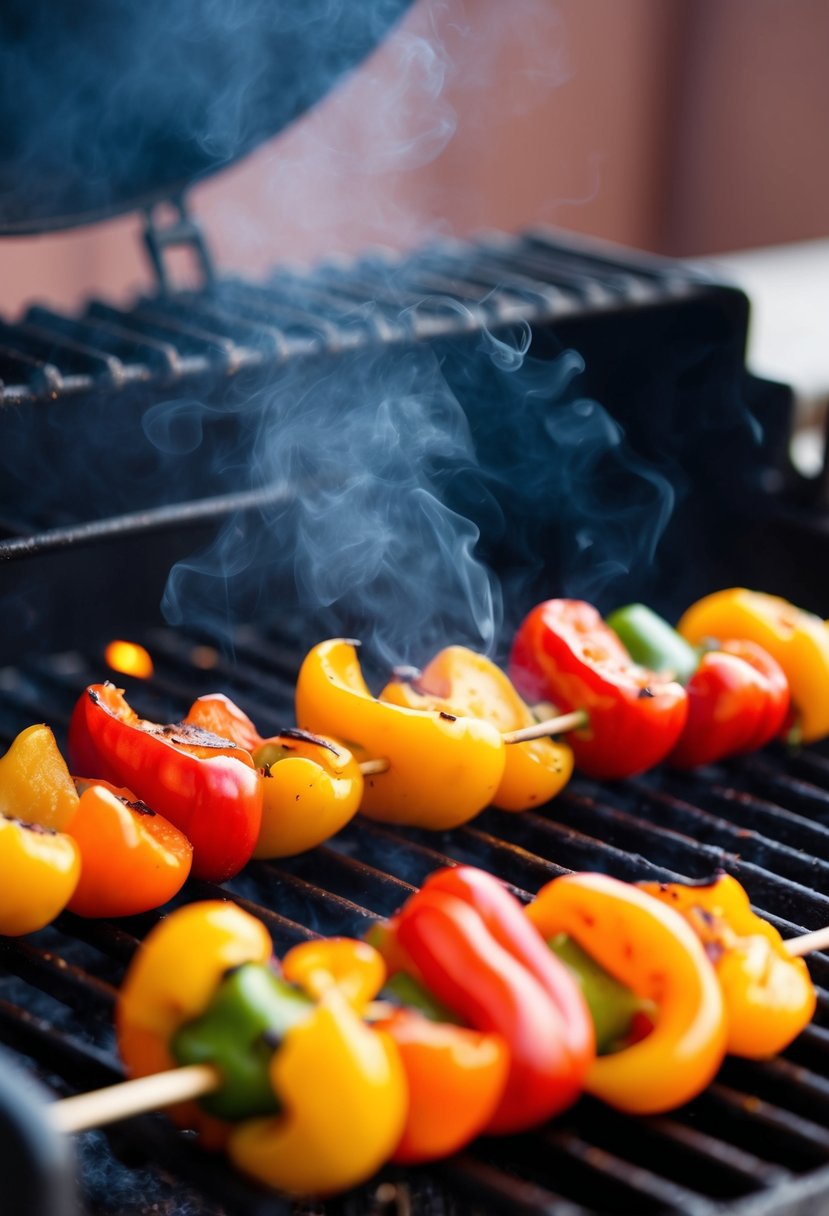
(3, 5, 829, 1215)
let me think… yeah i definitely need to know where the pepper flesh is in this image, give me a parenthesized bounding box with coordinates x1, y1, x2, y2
(69, 684, 262, 881)
(0, 723, 79, 830)
(379, 646, 573, 811)
(668, 640, 790, 768)
(185, 696, 363, 857)
(388, 885, 591, 1133)
(677, 588, 829, 743)
(65, 780, 192, 918)
(0, 815, 80, 936)
(295, 639, 505, 829)
(374, 1007, 508, 1164)
(639, 874, 816, 1058)
(509, 600, 688, 779)
(526, 873, 727, 1113)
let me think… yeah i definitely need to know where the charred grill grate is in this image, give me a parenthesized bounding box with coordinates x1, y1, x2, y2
(3, 625, 829, 1215)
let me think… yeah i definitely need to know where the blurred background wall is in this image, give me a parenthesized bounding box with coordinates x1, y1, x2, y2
(2, 0, 828, 315)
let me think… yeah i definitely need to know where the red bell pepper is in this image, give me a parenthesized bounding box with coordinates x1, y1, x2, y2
(383, 868, 594, 1133)
(68, 684, 262, 882)
(668, 639, 790, 768)
(509, 599, 688, 779)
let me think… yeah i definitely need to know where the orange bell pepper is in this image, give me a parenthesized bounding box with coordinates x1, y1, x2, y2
(373, 1007, 508, 1164)
(185, 695, 363, 857)
(295, 639, 505, 829)
(0, 815, 80, 936)
(379, 646, 573, 811)
(677, 588, 829, 743)
(65, 780, 192, 918)
(526, 873, 727, 1113)
(639, 874, 816, 1058)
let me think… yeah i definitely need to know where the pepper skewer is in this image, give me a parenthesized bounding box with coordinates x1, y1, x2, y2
(785, 926, 829, 957)
(50, 1063, 220, 1134)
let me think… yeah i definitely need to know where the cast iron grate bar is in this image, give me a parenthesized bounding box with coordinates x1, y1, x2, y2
(5, 626, 829, 1214)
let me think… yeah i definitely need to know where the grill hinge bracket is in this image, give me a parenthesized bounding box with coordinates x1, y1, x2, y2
(142, 197, 216, 295)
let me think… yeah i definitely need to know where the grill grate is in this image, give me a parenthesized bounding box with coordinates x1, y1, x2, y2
(3, 624, 829, 1214)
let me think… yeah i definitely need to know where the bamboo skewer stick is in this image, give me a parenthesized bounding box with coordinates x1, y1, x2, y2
(784, 925, 829, 957)
(50, 1063, 220, 1135)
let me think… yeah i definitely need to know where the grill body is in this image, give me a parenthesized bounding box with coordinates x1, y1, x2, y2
(2, 230, 829, 1216)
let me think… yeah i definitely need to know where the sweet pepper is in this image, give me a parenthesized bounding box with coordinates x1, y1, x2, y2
(379, 646, 573, 811)
(526, 872, 727, 1113)
(295, 639, 506, 829)
(639, 874, 816, 1058)
(0, 815, 80, 936)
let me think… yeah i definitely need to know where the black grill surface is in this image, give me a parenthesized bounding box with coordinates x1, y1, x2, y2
(4, 622, 829, 1215)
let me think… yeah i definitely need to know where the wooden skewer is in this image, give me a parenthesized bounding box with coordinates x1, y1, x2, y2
(359, 758, 390, 777)
(784, 925, 829, 957)
(49, 1063, 220, 1135)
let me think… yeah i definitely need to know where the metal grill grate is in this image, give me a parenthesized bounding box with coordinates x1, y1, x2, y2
(3, 623, 829, 1215)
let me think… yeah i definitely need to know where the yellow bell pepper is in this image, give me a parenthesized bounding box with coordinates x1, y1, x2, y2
(228, 985, 407, 1196)
(639, 874, 816, 1059)
(295, 639, 506, 829)
(677, 588, 829, 743)
(526, 873, 727, 1113)
(0, 723, 79, 829)
(281, 937, 386, 1012)
(0, 815, 80, 936)
(380, 646, 573, 812)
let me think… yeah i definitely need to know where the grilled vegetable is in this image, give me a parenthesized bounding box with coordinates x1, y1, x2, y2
(295, 639, 505, 829)
(186, 694, 363, 857)
(0, 815, 80, 936)
(678, 588, 829, 743)
(639, 874, 816, 1058)
(378, 866, 594, 1133)
(509, 599, 688, 778)
(380, 646, 573, 810)
(65, 779, 192, 918)
(0, 723, 79, 830)
(117, 902, 407, 1196)
(526, 873, 727, 1113)
(68, 683, 262, 881)
(606, 603, 700, 685)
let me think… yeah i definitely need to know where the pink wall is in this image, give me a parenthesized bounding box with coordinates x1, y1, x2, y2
(1, 0, 827, 316)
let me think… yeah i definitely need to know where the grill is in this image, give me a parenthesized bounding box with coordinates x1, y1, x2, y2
(2, 226, 829, 1216)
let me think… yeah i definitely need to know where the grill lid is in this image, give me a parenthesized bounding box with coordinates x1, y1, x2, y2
(0, 0, 413, 235)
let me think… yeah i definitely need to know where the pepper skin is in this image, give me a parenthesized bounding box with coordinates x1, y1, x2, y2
(295, 639, 506, 829)
(228, 936, 407, 1196)
(677, 588, 829, 743)
(0, 723, 79, 830)
(606, 603, 700, 686)
(65, 780, 192, 918)
(668, 640, 790, 769)
(389, 887, 589, 1133)
(0, 816, 80, 936)
(185, 696, 364, 857)
(526, 873, 727, 1113)
(117, 900, 272, 1142)
(379, 647, 573, 811)
(69, 684, 262, 881)
(374, 1007, 509, 1165)
(509, 600, 688, 779)
(639, 874, 816, 1059)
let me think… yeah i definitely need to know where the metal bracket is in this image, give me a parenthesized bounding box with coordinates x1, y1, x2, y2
(142, 196, 216, 295)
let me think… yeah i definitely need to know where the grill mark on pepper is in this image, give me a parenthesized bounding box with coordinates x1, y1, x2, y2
(277, 727, 341, 757)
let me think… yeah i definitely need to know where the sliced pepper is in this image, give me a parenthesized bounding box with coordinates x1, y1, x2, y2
(526, 873, 727, 1113)
(0, 723, 79, 830)
(668, 639, 790, 768)
(606, 603, 700, 685)
(379, 646, 573, 811)
(68, 684, 262, 881)
(0, 815, 80, 936)
(639, 874, 816, 1058)
(373, 1007, 508, 1164)
(678, 588, 829, 743)
(383, 874, 593, 1133)
(295, 639, 506, 829)
(185, 696, 363, 857)
(509, 599, 688, 779)
(65, 780, 192, 918)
